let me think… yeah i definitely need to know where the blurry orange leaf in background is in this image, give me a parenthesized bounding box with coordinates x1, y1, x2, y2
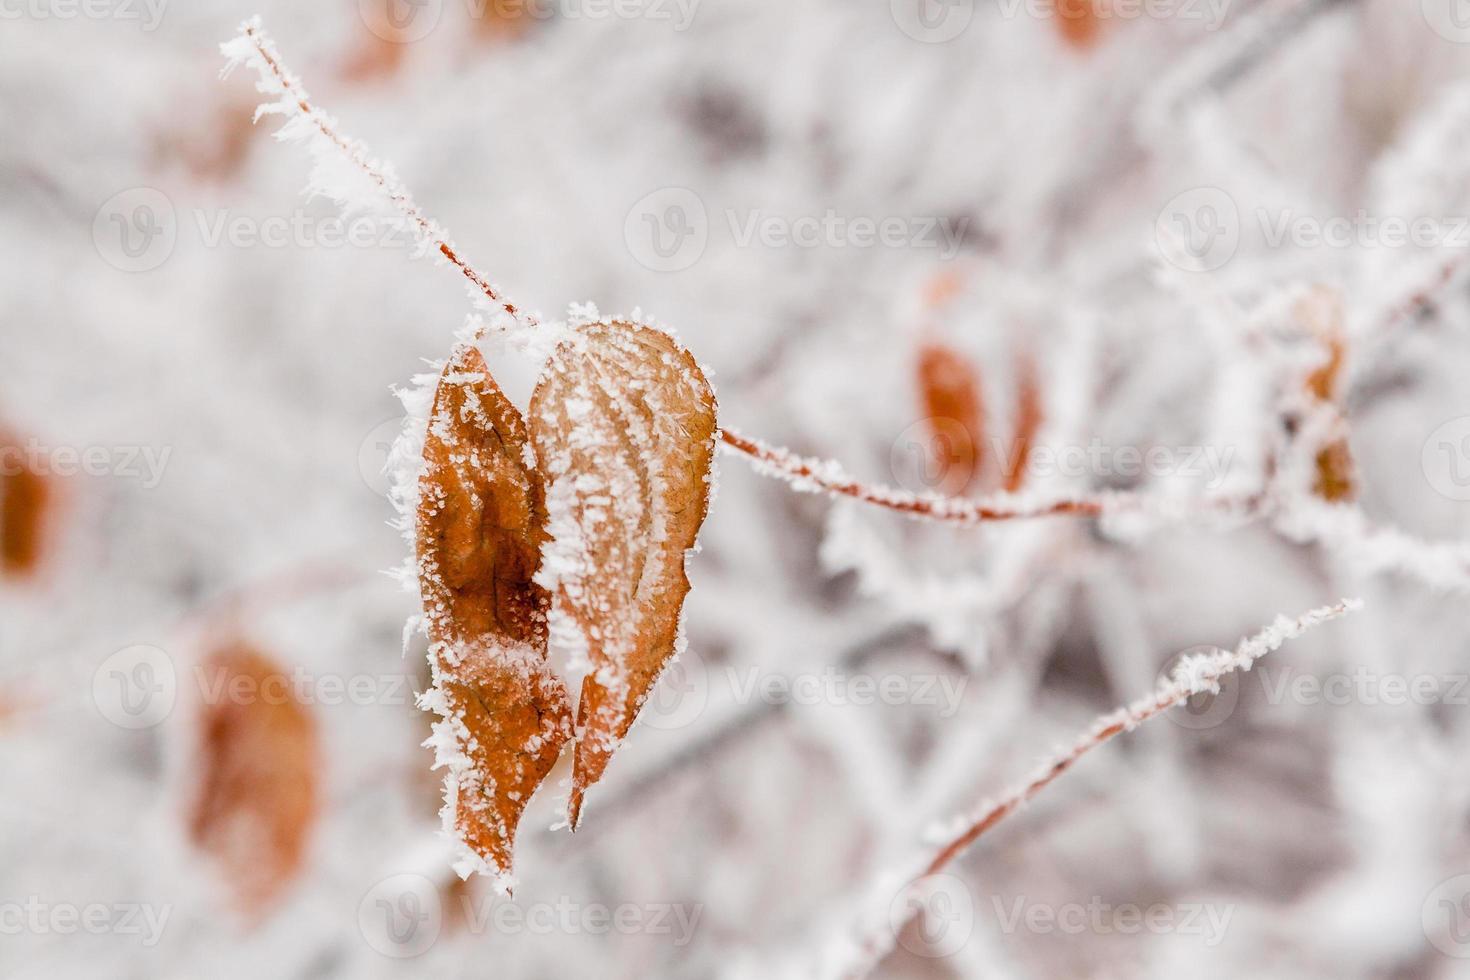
(344, 0, 535, 80)
(163, 100, 258, 182)
(1003, 354, 1043, 493)
(474, 0, 537, 40)
(188, 643, 319, 920)
(341, 34, 407, 81)
(0, 435, 53, 579)
(1056, 0, 1103, 50)
(1297, 287, 1357, 503)
(916, 342, 985, 497)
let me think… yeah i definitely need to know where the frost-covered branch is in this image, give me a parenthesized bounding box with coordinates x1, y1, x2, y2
(220, 18, 532, 329)
(719, 428, 1263, 526)
(1280, 501, 1470, 592)
(919, 598, 1360, 874)
(825, 598, 1362, 980)
(1138, 0, 1354, 136)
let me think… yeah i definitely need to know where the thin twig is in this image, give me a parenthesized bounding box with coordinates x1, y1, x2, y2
(1374, 248, 1470, 336)
(719, 428, 1262, 525)
(229, 20, 529, 325)
(837, 598, 1361, 980)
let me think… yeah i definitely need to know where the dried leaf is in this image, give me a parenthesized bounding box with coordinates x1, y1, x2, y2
(474, 0, 537, 40)
(1002, 354, 1043, 493)
(529, 320, 718, 829)
(188, 643, 318, 919)
(1313, 441, 1356, 503)
(915, 342, 984, 496)
(1297, 287, 1357, 503)
(1056, 0, 1103, 50)
(1, 437, 52, 579)
(416, 344, 573, 884)
(346, 0, 533, 80)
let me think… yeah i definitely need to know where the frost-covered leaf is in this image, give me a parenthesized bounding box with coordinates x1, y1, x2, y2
(188, 643, 318, 920)
(416, 344, 573, 886)
(529, 320, 718, 829)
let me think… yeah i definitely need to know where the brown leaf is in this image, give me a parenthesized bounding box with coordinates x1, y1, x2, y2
(1313, 441, 1356, 503)
(188, 643, 318, 920)
(1, 437, 52, 579)
(416, 344, 573, 883)
(1002, 354, 1043, 493)
(1297, 287, 1357, 503)
(529, 320, 718, 829)
(915, 342, 984, 496)
(1056, 0, 1103, 50)
(473, 0, 537, 40)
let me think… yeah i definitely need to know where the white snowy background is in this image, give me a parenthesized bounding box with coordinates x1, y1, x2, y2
(4, 0, 1470, 976)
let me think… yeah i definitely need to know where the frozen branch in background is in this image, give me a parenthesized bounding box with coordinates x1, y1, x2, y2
(1373, 249, 1470, 335)
(1279, 501, 1470, 593)
(1138, 0, 1354, 135)
(826, 598, 1362, 980)
(1363, 77, 1470, 337)
(719, 428, 1262, 526)
(920, 598, 1361, 873)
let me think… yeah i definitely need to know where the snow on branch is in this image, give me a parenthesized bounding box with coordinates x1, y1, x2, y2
(1280, 501, 1470, 593)
(919, 598, 1361, 872)
(719, 428, 1262, 526)
(818, 598, 1362, 980)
